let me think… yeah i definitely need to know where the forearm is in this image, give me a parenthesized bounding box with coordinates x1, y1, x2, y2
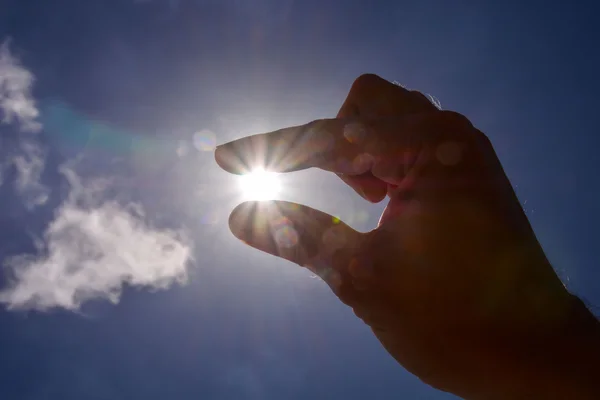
(526, 295, 600, 399)
(464, 295, 600, 400)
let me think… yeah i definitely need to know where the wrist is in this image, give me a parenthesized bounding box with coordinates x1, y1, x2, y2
(532, 295, 600, 399)
(469, 295, 600, 400)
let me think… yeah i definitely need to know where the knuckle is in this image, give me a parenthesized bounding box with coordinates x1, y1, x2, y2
(435, 110, 473, 130)
(406, 91, 440, 113)
(471, 128, 492, 150)
(351, 73, 386, 91)
(409, 90, 437, 108)
(427, 111, 478, 144)
(434, 111, 492, 147)
(361, 227, 396, 263)
(409, 89, 428, 100)
(352, 305, 372, 322)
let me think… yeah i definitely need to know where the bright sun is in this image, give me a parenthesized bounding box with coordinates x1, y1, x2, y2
(238, 168, 281, 201)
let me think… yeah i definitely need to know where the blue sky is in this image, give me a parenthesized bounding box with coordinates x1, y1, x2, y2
(0, 1, 598, 399)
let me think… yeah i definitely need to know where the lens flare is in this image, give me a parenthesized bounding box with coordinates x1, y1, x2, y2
(193, 129, 216, 151)
(271, 216, 298, 248)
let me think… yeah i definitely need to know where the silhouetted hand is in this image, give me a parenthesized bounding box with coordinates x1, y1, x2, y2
(215, 74, 600, 399)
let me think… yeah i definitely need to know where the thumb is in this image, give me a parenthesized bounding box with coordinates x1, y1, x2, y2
(228, 200, 365, 291)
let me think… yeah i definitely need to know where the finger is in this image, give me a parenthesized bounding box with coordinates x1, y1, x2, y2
(336, 75, 439, 202)
(215, 119, 341, 174)
(216, 112, 474, 184)
(215, 117, 412, 178)
(228, 200, 361, 268)
(228, 200, 365, 292)
(339, 173, 388, 203)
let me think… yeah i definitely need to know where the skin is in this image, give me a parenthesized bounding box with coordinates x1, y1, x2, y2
(214, 74, 600, 399)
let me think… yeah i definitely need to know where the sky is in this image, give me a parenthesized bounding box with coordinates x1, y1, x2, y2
(0, 0, 598, 399)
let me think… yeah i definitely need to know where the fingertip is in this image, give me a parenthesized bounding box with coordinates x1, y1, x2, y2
(228, 200, 312, 264)
(228, 201, 258, 240)
(214, 143, 230, 170)
(341, 173, 388, 203)
(214, 143, 243, 174)
(362, 187, 388, 203)
(229, 201, 284, 243)
(229, 200, 256, 219)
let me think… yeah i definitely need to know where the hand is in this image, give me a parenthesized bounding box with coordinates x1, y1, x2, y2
(215, 75, 600, 399)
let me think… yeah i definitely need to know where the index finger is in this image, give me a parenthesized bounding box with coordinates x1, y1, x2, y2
(214, 118, 400, 175)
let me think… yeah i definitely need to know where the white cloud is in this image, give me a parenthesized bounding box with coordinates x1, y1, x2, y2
(0, 39, 48, 207)
(0, 39, 192, 311)
(12, 138, 49, 208)
(0, 167, 193, 311)
(0, 40, 41, 132)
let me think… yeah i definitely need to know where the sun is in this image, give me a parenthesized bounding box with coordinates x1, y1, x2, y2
(238, 168, 281, 201)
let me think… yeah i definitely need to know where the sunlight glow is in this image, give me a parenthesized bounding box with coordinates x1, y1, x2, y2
(238, 168, 281, 201)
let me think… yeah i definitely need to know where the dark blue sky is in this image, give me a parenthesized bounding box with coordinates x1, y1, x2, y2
(0, 1, 598, 399)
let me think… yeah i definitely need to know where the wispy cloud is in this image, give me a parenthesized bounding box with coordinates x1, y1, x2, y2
(11, 138, 49, 208)
(0, 38, 193, 311)
(0, 40, 41, 132)
(0, 39, 48, 207)
(0, 166, 193, 311)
